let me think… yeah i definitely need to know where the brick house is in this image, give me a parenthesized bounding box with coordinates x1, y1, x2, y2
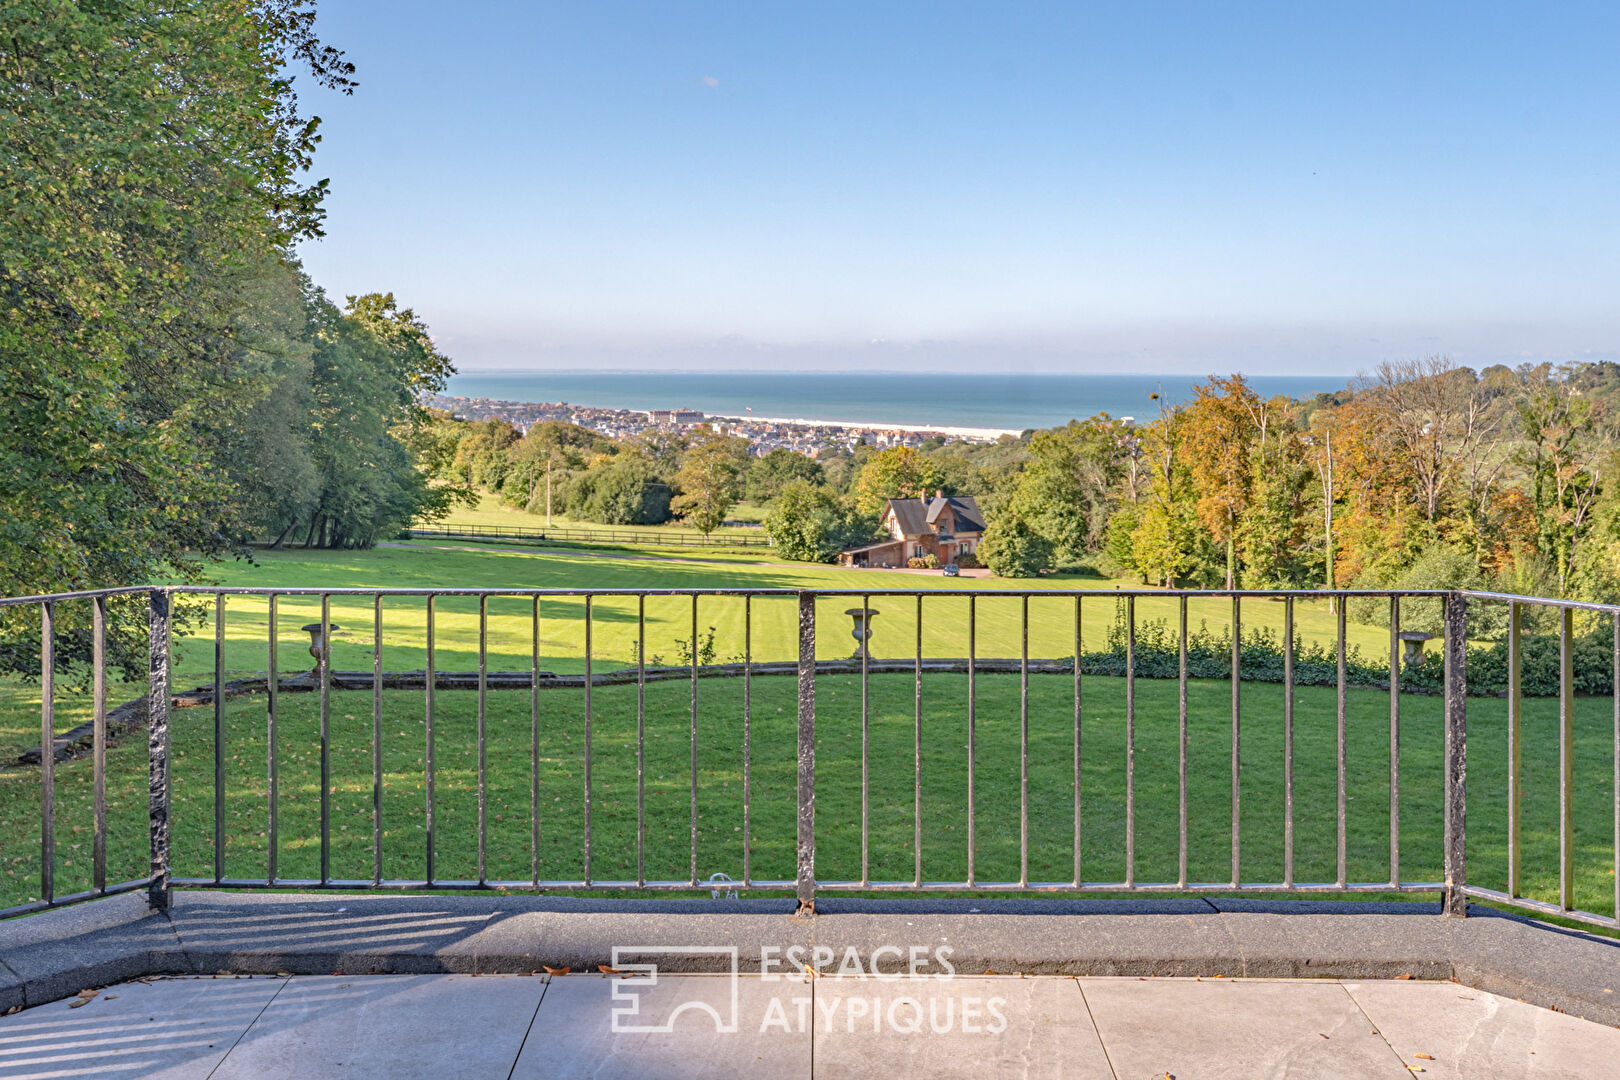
(838, 491, 987, 568)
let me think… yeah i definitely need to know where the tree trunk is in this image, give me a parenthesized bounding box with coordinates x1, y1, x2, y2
(269, 521, 295, 550)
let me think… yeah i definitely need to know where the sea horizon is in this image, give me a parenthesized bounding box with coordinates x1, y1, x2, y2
(445, 370, 1352, 434)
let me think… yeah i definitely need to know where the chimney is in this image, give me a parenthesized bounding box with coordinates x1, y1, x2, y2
(935, 489, 945, 500)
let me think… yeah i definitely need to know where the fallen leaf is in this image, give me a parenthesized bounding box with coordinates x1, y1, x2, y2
(1415, 1053, 1434, 1060)
(103, 996, 118, 1000)
(3, 1005, 20, 1015)
(984, 969, 998, 976)
(543, 966, 568, 977)
(68, 999, 90, 1009)
(1396, 973, 1413, 980)
(597, 965, 620, 975)
(275, 971, 291, 978)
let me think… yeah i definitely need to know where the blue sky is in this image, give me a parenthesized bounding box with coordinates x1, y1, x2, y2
(296, 1, 1620, 374)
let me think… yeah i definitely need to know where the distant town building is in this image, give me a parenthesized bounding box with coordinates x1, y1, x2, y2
(647, 408, 705, 425)
(838, 492, 987, 568)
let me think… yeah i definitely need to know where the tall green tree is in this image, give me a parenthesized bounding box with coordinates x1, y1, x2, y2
(672, 432, 749, 536)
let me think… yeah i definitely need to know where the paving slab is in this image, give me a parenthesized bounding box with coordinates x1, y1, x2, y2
(811, 975, 1113, 1079)
(513, 973, 811, 1079)
(208, 974, 543, 1080)
(0, 976, 283, 1080)
(1080, 977, 1412, 1079)
(1344, 979, 1620, 1079)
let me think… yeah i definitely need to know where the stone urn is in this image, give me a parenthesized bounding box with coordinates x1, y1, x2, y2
(301, 622, 341, 672)
(845, 607, 880, 661)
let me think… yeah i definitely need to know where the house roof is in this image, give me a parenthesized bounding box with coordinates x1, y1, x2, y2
(887, 495, 986, 536)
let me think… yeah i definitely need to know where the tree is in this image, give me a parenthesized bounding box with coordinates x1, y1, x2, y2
(672, 433, 748, 535)
(747, 449, 824, 503)
(1006, 416, 1128, 563)
(851, 447, 944, 517)
(568, 456, 671, 525)
(1183, 376, 1260, 589)
(1517, 367, 1612, 596)
(762, 481, 877, 562)
(296, 292, 457, 548)
(978, 515, 1053, 578)
(0, 0, 352, 674)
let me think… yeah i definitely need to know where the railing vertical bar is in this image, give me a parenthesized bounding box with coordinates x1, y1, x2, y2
(1231, 594, 1241, 890)
(40, 601, 54, 906)
(1020, 594, 1030, 888)
(1613, 612, 1618, 930)
(690, 594, 698, 887)
(967, 594, 977, 887)
(213, 593, 225, 885)
(1074, 595, 1083, 888)
(373, 595, 383, 886)
(637, 596, 646, 888)
(92, 596, 107, 893)
(1442, 593, 1468, 917)
(795, 591, 816, 913)
(592, 592, 599, 887)
(1179, 595, 1189, 890)
(477, 594, 488, 886)
(541, 599, 547, 887)
(319, 592, 331, 886)
(742, 595, 751, 887)
(1284, 597, 1295, 889)
(1337, 597, 1348, 890)
(148, 588, 171, 910)
(1560, 605, 1575, 912)
(425, 594, 436, 886)
(1508, 601, 1521, 900)
(914, 592, 923, 889)
(1125, 594, 1136, 888)
(861, 593, 870, 887)
(267, 595, 278, 885)
(1389, 596, 1401, 890)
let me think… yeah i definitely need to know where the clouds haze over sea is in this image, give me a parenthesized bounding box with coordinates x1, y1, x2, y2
(296, 2, 1620, 375)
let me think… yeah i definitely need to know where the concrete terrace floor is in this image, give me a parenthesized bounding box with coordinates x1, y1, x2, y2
(3, 972, 1618, 1079)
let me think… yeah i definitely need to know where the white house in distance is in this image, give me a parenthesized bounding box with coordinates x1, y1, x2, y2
(838, 492, 987, 568)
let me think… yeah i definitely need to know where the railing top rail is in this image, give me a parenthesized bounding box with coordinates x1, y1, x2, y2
(1459, 589, 1620, 615)
(159, 585, 1460, 599)
(0, 585, 151, 609)
(0, 585, 1480, 603)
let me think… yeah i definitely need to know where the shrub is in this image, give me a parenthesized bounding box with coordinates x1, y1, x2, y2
(954, 551, 980, 569)
(979, 516, 1052, 577)
(907, 554, 940, 570)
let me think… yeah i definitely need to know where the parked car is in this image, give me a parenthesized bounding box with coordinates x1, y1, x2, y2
(942, 563, 959, 577)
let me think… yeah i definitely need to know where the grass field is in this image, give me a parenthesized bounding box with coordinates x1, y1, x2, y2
(2, 542, 1611, 929)
(0, 673, 1614, 925)
(1, 541, 1406, 760)
(435, 492, 770, 538)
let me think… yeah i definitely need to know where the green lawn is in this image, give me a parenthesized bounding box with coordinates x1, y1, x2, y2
(4, 543, 1610, 928)
(434, 492, 770, 538)
(2, 540, 1406, 760)
(1, 674, 1614, 925)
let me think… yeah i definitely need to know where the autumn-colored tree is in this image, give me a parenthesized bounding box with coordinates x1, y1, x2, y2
(1183, 375, 1261, 589)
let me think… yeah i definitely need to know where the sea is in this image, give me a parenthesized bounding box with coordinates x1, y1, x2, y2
(445, 371, 1349, 435)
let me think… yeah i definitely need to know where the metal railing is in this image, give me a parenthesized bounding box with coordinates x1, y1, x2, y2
(2, 586, 1617, 933)
(406, 523, 773, 548)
